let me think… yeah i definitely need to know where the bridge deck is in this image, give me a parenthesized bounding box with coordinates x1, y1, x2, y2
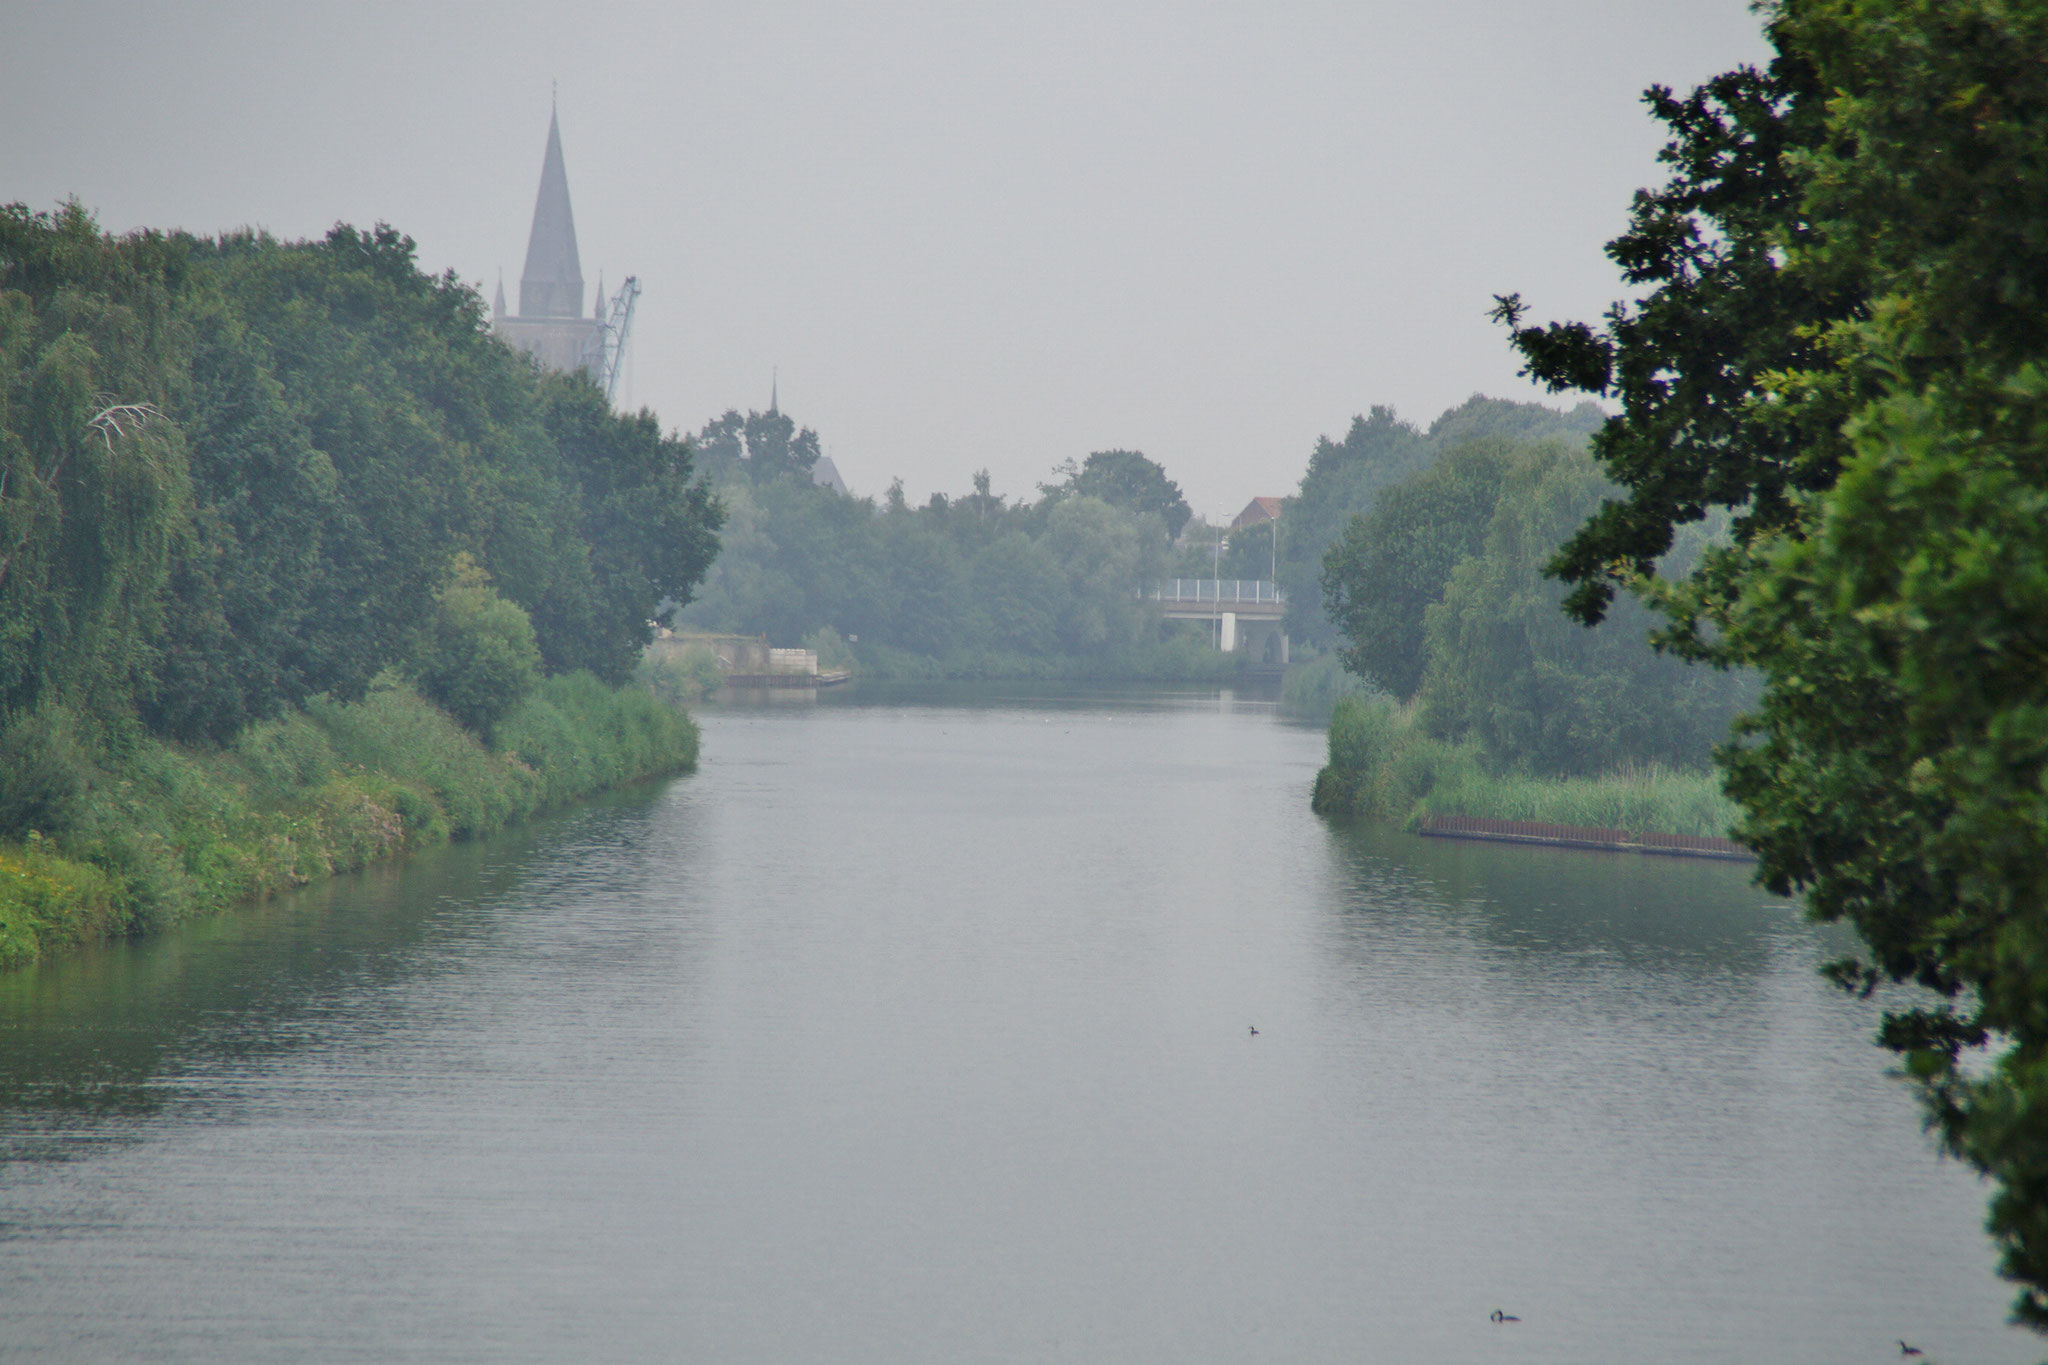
(1149, 579, 1286, 619)
(1158, 599, 1285, 620)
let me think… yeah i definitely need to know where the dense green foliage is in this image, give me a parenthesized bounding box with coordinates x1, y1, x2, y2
(1274, 396, 1603, 648)
(0, 677, 697, 970)
(1320, 439, 1523, 700)
(1318, 435, 1752, 779)
(0, 203, 721, 968)
(678, 411, 1224, 675)
(409, 555, 542, 737)
(0, 205, 720, 755)
(1495, 0, 2048, 1325)
(1059, 448, 1192, 539)
(1415, 447, 1750, 776)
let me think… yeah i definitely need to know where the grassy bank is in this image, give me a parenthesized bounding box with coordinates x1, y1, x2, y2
(0, 674, 698, 971)
(1310, 693, 1737, 837)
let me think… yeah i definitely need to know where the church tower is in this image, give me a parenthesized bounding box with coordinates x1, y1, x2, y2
(494, 106, 604, 376)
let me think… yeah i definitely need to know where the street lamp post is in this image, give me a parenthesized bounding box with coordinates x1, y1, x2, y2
(1213, 534, 1226, 650)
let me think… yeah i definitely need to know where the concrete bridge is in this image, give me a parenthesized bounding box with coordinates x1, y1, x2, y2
(1149, 579, 1289, 663)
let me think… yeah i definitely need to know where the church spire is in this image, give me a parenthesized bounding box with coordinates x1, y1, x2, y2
(518, 107, 584, 319)
(770, 367, 779, 415)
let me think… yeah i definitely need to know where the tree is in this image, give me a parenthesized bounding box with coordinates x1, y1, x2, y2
(1275, 407, 1428, 647)
(537, 377, 723, 681)
(1319, 439, 1522, 698)
(1064, 449, 1191, 539)
(0, 204, 724, 775)
(1495, 0, 2048, 1326)
(0, 207, 190, 731)
(675, 415, 1184, 670)
(145, 298, 339, 742)
(1415, 445, 1750, 775)
(409, 555, 540, 736)
(691, 406, 821, 486)
(1277, 397, 1600, 649)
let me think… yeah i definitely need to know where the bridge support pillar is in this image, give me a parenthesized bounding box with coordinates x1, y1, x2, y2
(1219, 611, 1237, 652)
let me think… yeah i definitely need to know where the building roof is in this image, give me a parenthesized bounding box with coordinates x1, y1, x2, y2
(1229, 496, 1285, 531)
(518, 109, 585, 319)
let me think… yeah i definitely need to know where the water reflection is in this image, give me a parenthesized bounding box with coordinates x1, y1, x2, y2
(0, 787, 690, 1152)
(0, 689, 2028, 1365)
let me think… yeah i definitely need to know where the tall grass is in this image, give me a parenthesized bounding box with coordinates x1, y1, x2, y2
(1312, 693, 1737, 836)
(0, 675, 698, 972)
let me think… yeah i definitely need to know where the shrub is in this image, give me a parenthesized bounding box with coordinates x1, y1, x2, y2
(498, 671, 698, 808)
(410, 555, 542, 737)
(307, 681, 536, 837)
(0, 704, 91, 839)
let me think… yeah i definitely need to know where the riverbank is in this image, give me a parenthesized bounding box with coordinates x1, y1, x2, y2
(1311, 693, 1738, 838)
(851, 634, 1252, 684)
(0, 674, 698, 972)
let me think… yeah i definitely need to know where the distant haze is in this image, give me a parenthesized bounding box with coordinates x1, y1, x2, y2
(2, 1, 1769, 518)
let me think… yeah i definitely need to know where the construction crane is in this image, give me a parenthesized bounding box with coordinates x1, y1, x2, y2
(580, 275, 641, 405)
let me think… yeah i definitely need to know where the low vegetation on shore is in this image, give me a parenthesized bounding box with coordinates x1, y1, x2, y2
(0, 676, 696, 972)
(1310, 694, 1734, 836)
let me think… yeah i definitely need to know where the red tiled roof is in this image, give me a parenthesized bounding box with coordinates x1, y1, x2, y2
(1228, 496, 1284, 531)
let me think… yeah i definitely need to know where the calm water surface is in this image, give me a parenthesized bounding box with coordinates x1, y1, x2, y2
(0, 684, 2029, 1362)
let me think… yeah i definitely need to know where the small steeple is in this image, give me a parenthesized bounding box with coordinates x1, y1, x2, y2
(492, 271, 507, 321)
(518, 106, 584, 319)
(594, 270, 605, 318)
(770, 367, 779, 416)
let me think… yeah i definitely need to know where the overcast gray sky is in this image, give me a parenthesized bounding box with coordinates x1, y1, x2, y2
(3, 1, 1770, 518)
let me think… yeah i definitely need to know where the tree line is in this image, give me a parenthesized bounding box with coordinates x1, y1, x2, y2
(674, 412, 1228, 677)
(0, 205, 721, 839)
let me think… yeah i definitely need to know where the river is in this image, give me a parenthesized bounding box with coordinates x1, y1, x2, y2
(0, 684, 2029, 1363)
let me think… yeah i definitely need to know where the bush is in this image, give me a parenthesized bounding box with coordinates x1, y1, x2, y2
(497, 671, 699, 808)
(0, 704, 91, 839)
(0, 841, 123, 969)
(308, 680, 539, 837)
(410, 555, 542, 737)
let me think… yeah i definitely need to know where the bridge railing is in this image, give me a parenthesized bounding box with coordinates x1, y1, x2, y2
(1148, 579, 1286, 605)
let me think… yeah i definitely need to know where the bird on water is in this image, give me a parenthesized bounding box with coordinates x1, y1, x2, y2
(1899, 1343, 1924, 1358)
(1248, 1026, 1259, 1036)
(1490, 1309, 1520, 1323)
